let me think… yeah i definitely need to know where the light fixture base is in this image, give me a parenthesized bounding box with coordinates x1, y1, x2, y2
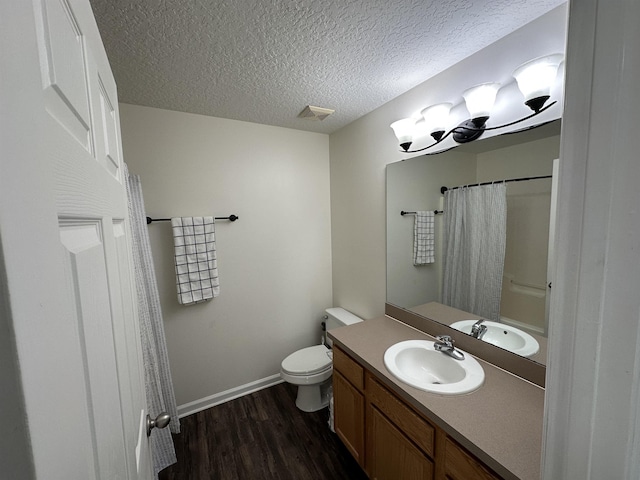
(453, 119, 486, 143)
(525, 95, 550, 113)
(431, 130, 445, 142)
(400, 142, 412, 152)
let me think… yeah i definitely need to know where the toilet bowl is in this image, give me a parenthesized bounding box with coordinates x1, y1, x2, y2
(280, 307, 363, 412)
(280, 344, 333, 412)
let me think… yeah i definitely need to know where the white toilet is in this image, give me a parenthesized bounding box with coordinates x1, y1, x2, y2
(280, 307, 363, 412)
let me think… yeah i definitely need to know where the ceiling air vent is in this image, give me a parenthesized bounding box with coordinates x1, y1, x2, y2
(298, 105, 335, 121)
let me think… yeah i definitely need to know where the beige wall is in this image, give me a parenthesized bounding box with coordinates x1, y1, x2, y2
(120, 104, 332, 407)
(329, 6, 567, 320)
(476, 136, 560, 182)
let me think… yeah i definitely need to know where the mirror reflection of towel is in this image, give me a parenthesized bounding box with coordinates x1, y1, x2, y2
(171, 216, 220, 305)
(414, 211, 435, 265)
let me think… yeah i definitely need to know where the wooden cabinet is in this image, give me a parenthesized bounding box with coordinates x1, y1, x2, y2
(333, 348, 365, 467)
(333, 346, 364, 390)
(366, 373, 434, 480)
(367, 405, 434, 480)
(366, 373, 435, 457)
(333, 371, 365, 466)
(332, 346, 503, 480)
(444, 437, 501, 480)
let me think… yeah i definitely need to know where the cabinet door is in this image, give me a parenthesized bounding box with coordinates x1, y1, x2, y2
(368, 406, 434, 480)
(334, 371, 365, 466)
(366, 373, 435, 457)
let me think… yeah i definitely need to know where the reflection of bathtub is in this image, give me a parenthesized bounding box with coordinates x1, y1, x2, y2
(500, 273, 546, 333)
(500, 314, 544, 336)
(503, 273, 545, 298)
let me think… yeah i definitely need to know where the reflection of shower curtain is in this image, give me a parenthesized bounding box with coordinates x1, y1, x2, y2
(442, 184, 507, 321)
(125, 165, 180, 478)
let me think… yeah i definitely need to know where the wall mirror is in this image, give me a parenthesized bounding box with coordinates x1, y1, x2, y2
(386, 119, 561, 367)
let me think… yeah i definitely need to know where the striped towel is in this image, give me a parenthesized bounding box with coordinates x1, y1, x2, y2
(171, 217, 220, 305)
(413, 211, 435, 265)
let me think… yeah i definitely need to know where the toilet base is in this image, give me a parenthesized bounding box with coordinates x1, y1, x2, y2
(295, 378, 332, 412)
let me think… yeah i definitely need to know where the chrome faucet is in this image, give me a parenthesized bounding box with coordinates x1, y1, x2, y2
(434, 335, 465, 361)
(471, 319, 487, 339)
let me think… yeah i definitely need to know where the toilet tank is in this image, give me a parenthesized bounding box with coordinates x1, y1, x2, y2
(325, 307, 363, 347)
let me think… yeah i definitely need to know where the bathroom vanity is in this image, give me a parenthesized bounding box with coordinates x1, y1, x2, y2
(328, 315, 544, 480)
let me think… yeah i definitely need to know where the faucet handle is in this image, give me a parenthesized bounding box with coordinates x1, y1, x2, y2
(434, 335, 465, 360)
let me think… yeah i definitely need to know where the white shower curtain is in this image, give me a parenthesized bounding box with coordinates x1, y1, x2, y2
(125, 164, 180, 478)
(442, 183, 507, 321)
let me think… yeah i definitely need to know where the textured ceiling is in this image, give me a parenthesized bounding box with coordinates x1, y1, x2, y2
(90, 0, 565, 134)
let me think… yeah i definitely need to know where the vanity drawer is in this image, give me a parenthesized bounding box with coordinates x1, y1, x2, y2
(445, 437, 501, 480)
(365, 373, 435, 458)
(333, 346, 364, 391)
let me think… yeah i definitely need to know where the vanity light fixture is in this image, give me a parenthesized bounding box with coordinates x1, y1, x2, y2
(389, 118, 417, 152)
(512, 53, 564, 113)
(420, 102, 452, 141)
(453, 83, 501, 144)
(391, 54, 563, 153)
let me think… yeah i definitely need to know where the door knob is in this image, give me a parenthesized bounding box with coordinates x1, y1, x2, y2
(146, 412, 171, 437)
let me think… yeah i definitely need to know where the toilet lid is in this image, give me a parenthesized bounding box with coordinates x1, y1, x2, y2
(281, 345, 332, 376)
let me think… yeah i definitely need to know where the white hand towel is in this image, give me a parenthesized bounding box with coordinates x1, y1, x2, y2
(413, 211, 435, 265)
(171, 217, 220, 305)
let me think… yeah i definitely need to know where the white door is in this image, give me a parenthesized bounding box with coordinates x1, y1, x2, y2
(544, 158, 560, 336)
(0, 1, 151, 479)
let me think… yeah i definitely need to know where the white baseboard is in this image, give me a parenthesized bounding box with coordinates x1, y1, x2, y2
(177, 374, 285, 418)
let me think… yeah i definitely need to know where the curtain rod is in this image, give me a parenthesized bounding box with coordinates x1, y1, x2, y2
(146, 215, 238, 224)
(401, 210, 443, 216)
(440, 174, 552, 194)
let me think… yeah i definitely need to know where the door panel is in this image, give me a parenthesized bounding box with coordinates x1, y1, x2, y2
(96, 78, 121, 177)
(59, 219, 128, 478)
(87, 52, 122, 178)
(34, 0, 92, 152)
(110, 219, 148, 478)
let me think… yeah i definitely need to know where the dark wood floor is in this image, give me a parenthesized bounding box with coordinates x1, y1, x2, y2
(159, 382, 368, 479)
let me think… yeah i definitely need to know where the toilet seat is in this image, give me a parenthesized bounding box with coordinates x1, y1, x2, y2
(281, 345, 332, 376)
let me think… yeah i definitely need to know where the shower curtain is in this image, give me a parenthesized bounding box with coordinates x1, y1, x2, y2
(442, 183, 507, 321)
(125, 164, 180, 478)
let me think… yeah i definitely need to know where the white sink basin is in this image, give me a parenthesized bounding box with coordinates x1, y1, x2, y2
(449, 320, 540, 358)
(383, 340, 484, 395)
